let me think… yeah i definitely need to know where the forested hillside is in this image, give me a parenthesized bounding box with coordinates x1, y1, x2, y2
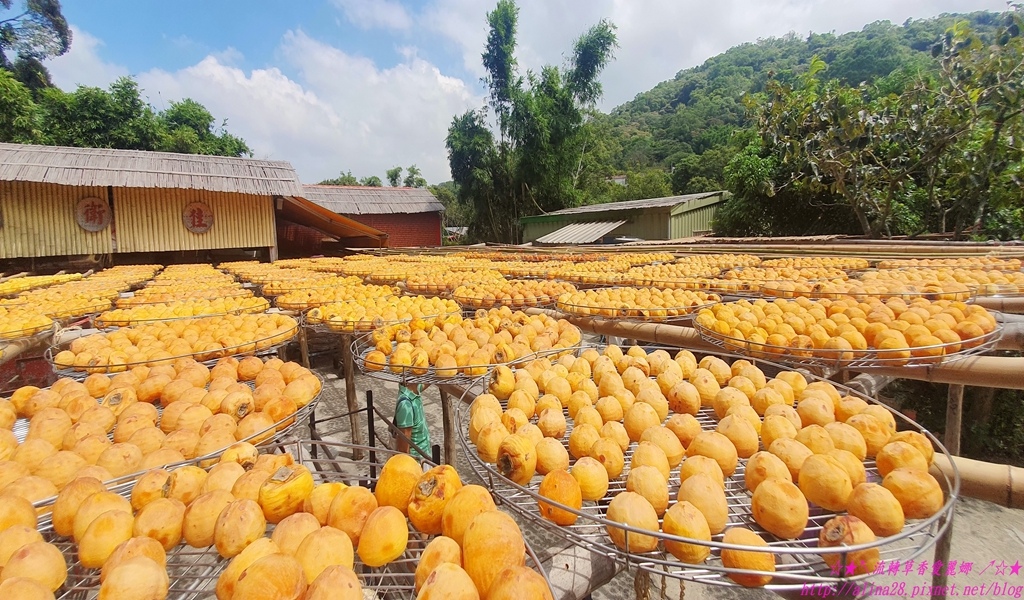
(594, 12, 1003, 196)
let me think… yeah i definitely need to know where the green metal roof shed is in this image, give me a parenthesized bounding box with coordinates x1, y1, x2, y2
(521, 191, 729, 245)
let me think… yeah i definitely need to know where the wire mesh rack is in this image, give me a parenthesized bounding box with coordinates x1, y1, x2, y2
(455, 347, 959, 591)
(625, 277, 764, 297)
(114, 287, 253, 308)
(45, 321, 299, 379)
(875, 258, 1022, 270)
(692, 317, 1004, 371)
(759, 282, 977, 303)
(92, 302, 272, 330)
(554, 288, 720, 324)
(46, 439, 552, 600)
(302, 308, 461, 336)
(0, 319, 57, 343)
(23, 375, 321, 518)
(352, 334, 583, 388)
(970, 282, 1024, 298)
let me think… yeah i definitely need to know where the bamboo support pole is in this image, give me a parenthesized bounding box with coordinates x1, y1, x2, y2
(976, 297, 1024, 314)
(863, 357, 1024, 391)
(932, 454, 1024, 509)
(0, 336, 47, 368)
(844, 373, 894, 398)
(0, 272, 28, 283)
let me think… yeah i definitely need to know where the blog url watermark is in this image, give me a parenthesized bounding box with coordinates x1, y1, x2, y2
(800, 581, 1023, 598)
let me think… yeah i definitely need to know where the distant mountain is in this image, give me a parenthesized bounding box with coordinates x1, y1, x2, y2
(593, 11, 1003, 195)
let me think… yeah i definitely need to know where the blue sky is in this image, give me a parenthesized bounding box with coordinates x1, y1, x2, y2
(47, 0, 1007, 184)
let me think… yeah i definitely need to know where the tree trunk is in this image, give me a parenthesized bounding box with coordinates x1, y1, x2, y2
(851, 202, 873, 237)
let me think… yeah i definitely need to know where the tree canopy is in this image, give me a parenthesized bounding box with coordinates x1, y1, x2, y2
(727, 8, 1024, 239)
(0, 74, 252, 157)
(446, 0, 617, 243)
(0, 0, 70, 67)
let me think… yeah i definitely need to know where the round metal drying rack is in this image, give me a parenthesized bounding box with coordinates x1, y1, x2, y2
(456, 345, 960, 592)
(42, 438, 553, 600)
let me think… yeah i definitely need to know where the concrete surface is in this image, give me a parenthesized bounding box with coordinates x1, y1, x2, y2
(299, 353, 1024, 600)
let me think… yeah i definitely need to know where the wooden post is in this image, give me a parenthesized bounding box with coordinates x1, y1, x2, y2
(930, 511, 955, 600)
(341, 334, 363, 458)
(945, 384, 964, 456)
(298, 325, 310, 369)
(439, 387, 455, 465)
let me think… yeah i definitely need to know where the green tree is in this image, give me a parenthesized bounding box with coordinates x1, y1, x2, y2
(402, 164, 427, 188)
(9, 55, 50, 93)
(157, 98, 251, 156)
(0, 0, 70, 65)
(446, 0, 617, 243)
(36, 77, 164, 149)
(615, 169, 671, 201)
(0, 68, 36, 141)
(742, 9, 1024, 239)
(430, 181, 473, 231)
(933, 13, 1024, 237)
(595, 11, 1003, 206)
(319, 171, 359, 186)
(359, 175, 382, 187)
(386, 166, 402, 187)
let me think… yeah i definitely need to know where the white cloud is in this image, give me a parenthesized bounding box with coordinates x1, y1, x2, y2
(422, 0, 1009, 110)
(333, 0, 413, 30)
(40, 1, 1012, 185)
(132, 30, 479, 183)
(46, 26, 129, 90)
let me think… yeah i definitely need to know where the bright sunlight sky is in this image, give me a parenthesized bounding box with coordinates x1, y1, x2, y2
(47, 0, 1007, 183)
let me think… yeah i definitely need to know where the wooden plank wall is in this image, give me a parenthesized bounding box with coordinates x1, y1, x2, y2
(114, 188, 276, 253)
(0, 181, 113, 258)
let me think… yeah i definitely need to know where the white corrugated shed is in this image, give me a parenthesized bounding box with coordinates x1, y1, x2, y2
(534, 220, 626, 245)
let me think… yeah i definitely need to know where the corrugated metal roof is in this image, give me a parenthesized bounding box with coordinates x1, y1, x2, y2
(0, 142, 304, 196)
(535, 220, 626, 245)
(537, 192, 721, 217)
(302, 185, 445, 215)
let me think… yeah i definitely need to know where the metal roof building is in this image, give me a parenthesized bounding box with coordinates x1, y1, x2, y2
(521, 191, 729, 245)
(303, 185, 445, 247)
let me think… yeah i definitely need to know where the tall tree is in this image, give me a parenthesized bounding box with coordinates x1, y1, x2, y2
(386, 166, 402, 187)
(0, 0, 70, 66)
(402, 164, 427, 188)
(446, 0, 616, 243)
(0, 68, 35, 141)
(359, 175, 382, 187)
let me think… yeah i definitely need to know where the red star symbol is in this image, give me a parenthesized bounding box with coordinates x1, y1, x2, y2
(1011, 561, 1022, 576)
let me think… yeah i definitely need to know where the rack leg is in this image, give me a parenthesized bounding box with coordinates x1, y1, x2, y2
(945, 385, 963, 456)
(931, 510, 954, 600)
(439, 387, 455, 466)
(341, 334, 363, 459)
(367, 390, 377, 482)
(298, 326, 310, 369)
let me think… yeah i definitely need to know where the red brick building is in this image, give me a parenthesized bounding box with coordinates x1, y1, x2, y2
(302, 185, 444, 248)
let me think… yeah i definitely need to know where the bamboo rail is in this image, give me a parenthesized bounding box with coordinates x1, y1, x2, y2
(932, 454, 1024, 510)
